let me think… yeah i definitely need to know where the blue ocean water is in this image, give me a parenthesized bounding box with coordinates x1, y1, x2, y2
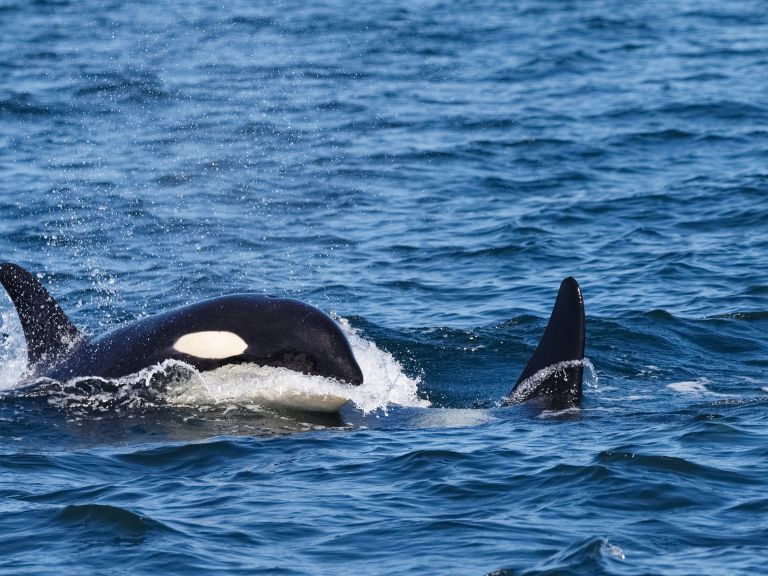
(1, 0, 768, 573)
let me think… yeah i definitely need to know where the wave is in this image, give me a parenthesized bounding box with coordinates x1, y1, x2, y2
(489, 537, 626, 575)
(0, 93, 59, 116)
(52, 503, 175, 536)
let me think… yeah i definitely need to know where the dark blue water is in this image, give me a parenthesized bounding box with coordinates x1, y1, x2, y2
(2, 0, 768, 573)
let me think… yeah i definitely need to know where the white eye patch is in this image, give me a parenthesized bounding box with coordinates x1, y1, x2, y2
(172, 331, 248, 359)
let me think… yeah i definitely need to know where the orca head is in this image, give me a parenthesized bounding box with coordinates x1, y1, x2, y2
(242, 298, 365, 386)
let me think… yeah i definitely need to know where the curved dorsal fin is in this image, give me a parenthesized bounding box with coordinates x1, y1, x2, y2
(504, 277, 586, 410)
(0, 263, 80, 366)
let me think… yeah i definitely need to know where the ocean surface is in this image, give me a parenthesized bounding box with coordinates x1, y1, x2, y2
(1, 0, 767, 573)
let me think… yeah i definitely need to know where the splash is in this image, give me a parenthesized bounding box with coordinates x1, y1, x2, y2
(172, 318, 428, 413)
(9, 316, 427, 416)
(337, 316, 429, 410)
(0, 309, 28, 391)
(583, 358, 598, 388)
(502, 358, 587, 406)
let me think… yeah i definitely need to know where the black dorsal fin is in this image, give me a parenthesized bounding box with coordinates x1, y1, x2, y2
(0, 263, 80, 366)
(503, 277, 586, 410)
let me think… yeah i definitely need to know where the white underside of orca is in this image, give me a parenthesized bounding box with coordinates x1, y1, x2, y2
(249, 389, 350, 413)
(166, 362, 352, 413)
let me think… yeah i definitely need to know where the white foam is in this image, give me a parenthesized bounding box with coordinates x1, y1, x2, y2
(601, 541, 626, 561)
(636, 365, 660, 377)
(537, 406, 581, 418)
(337, 316, 429, 411)
(666, 378, 712, 395)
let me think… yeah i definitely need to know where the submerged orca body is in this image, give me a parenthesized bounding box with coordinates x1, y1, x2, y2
(0, 263, 586, 410)
(0, 263, 364, 387)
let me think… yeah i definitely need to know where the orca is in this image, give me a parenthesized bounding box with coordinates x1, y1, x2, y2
(0, 263, 585, 412)
(502, 276, 586, 410)
(0, 263, 364, 389)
